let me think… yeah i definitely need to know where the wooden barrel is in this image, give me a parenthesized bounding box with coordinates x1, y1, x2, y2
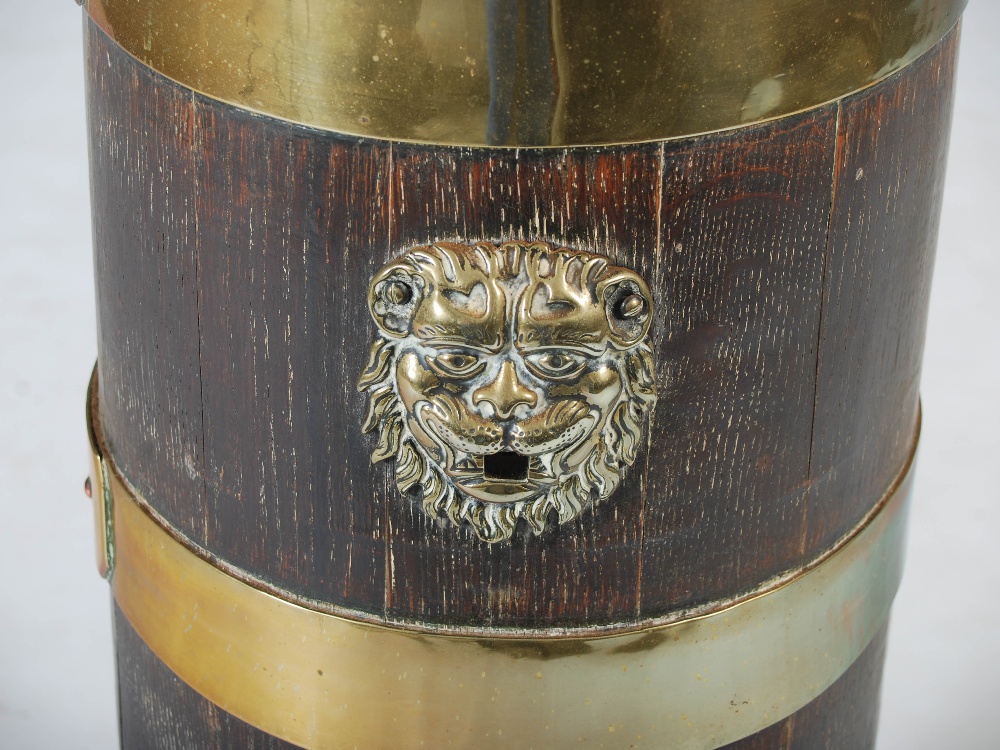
(82, 1, 965, 747)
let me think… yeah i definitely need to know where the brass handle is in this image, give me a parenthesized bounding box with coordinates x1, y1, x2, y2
(359, 241, 656, 542)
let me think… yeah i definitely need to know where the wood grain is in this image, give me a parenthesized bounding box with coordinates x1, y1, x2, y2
(639, 110, 836, 611)
(382, 143, 662, 623)
(806, 33, 958, 553)
(87, 18, 958, 630)
(192, 111, 392, 612)
(87, 31, 206, 545)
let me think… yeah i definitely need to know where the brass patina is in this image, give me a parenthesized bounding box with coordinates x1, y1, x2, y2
(360, 241, 656, 541)
(86, 376, 915, 750)
(83, 0, 966, 146)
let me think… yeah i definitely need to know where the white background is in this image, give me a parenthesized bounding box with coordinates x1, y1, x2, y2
(0, 2, 997, 748)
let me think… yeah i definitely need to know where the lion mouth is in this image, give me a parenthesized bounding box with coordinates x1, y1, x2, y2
(483, 451, 530, 481)
(416, 406, 599, 503)
(445, 450, 545, 504)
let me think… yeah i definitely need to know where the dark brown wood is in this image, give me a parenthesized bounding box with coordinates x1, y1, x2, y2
(382, 143, 664, 623)
(191, 109, 392, 611)
(87, 31, 206, 546)
(806, 35, 958, 554)
(87, 17, 958, 631)
(638, 110, 836, 610)
(113, 601, 889, 749)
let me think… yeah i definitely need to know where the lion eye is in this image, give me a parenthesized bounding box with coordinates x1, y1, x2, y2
(525, 352, 586, 379)
(428, 352, 485, 379)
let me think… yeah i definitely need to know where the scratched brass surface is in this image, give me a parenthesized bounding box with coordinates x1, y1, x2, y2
(88, 380, 913, 749)
(83, 0, 964, 146)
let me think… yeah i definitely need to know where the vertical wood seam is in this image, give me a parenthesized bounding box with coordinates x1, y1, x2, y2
(112, 608, 127, 750)
(384, 140, 395, 618)
(91, 22, 957, 627)
(191, 89, 210, 548)
(803, 100, 844, 557)
(780, 711, 796, 748)
(636, 140, 666, 619)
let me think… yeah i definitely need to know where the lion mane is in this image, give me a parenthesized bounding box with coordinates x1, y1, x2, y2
(358, 241, 657, 542)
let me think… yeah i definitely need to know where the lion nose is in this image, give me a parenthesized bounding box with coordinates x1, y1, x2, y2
(472, 360, 537, 420)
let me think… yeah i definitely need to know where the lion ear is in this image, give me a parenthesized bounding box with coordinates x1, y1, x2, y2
(369, 266, 424, 337)
(599, 271, 654, 347)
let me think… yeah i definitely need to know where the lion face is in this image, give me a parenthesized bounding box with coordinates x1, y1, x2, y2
(359, 241, 656, 542)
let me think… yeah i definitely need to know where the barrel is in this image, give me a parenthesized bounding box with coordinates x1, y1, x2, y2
(81, 1, 965, 747)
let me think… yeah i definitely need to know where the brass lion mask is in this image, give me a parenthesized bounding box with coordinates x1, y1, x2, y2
(358, 241, 656, 542)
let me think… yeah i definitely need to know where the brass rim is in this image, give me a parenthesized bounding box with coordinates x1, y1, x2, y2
(83, 0, 965, 147)
(87, 372, 914, 749)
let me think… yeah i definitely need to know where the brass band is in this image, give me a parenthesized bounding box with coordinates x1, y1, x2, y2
(83, 0, 965, 147)
(86, 370, 915, 749)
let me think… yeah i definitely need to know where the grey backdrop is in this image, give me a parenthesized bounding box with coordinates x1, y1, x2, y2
(1, 2, 997, 747)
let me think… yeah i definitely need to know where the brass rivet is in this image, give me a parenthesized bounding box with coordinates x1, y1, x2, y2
(385, 281, 412, 305)
(617, 294, 646, 319)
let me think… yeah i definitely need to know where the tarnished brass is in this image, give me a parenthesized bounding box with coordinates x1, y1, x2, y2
(83, 0, 965, 146)
(359, 241, 656, 541)
(87, 376, 914, 750)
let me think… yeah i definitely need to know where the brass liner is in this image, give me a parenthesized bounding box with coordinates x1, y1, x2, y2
(83, 0, 965, 146)
(87, 375, 914, 749)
